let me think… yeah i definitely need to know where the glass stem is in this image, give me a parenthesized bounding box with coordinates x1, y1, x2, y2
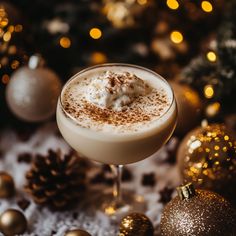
(110, 164, 123, 203)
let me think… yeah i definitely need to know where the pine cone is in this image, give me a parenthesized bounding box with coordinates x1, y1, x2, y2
(25, 150, 88, 210)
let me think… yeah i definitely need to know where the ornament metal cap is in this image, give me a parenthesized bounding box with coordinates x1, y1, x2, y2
(28, 54, 45, 69)
(176, 183, 196, 200)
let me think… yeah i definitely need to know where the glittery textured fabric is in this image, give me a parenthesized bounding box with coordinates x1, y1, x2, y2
(160, 189, 236, 236)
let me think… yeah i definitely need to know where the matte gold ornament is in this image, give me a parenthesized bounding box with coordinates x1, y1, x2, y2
(0, 209, 27, 236)
(0, 172, 15, 198)
(177, 124, 236, 202)
(160, 183, 236, 236)
(119, 212, 154, 236)
(65, 229, 92, 236)
(170, 81, 202, 135)
(6, 55, 62, 122)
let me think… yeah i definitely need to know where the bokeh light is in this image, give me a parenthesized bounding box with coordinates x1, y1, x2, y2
(14, 24, 23, 32)
(137, 0, 147, 5)
(201, 1, 213, 12)
(204, 84, 214, 98)
(170, 31, 183, 44)
(206, 102, 220, 117)
(59, 36, 71, 48)
(3, 31, 11, 42)
(90, 52, 107, 64)
(206, 51, 217, 62)
(89, 27, 102, 39)
(167, 0, 179, 10)
(1, 74, 9, 84)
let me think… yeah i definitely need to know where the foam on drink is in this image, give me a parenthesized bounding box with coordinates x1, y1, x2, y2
(61, 65, 173, 134)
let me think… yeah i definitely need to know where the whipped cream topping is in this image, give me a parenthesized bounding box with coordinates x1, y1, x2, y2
(62, 66, 172, 133)
(85, 71, 150, 111)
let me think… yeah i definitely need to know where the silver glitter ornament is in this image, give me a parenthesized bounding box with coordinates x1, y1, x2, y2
(6, 55, 62, 122)
(160, 183, 236, 236)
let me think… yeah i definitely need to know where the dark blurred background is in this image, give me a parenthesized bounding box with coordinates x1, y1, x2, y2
(1, 0, 236, 132)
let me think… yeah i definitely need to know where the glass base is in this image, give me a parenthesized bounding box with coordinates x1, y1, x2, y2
(81, 189, 147, 222)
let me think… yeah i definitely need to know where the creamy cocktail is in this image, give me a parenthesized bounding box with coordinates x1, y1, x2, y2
(56, 63, 177, 217)
(57, 64, 176, 165)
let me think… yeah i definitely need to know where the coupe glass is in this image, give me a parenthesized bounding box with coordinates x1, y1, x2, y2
(56, 63, 177, 220)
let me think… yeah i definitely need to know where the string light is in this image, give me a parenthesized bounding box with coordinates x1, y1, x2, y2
(59, 36, 71, 48)
(206, 51, 217, 62)
(89, 27, 102, 39)
(166, 0, 179, 10)
(170, 31, 183, 44)
(201, 1, 213, 13)
(204, 85, 214, 98)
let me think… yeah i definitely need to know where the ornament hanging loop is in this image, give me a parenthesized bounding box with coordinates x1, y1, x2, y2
(28, 54, 45, 69)
(177, 183, 196, 200)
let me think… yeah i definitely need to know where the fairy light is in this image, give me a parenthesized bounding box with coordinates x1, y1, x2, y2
(89, 27, 102, 39)
(59, 36, 71, 48)
(167, 0, 179, 10)
(204, 85, 214, 99)
(206, 51, 217, 62)
(170, 31, 183, 44)
(201, 1, 213, 13)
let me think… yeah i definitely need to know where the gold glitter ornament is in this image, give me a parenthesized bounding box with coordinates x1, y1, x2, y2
(177, 123, 236, 203)
(65, 229, 91, 236)
(160, 183, 236, 236)
(0, 209, 27, 236)
(119, 212, 154, 236)
(0, 172, 15, 198)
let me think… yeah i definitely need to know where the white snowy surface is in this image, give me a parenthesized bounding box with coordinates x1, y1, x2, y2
(0, 122, 181, 236)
